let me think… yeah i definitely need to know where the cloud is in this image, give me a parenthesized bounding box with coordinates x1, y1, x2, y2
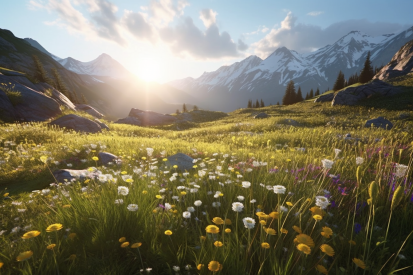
(237, 39, 248, 51)
(199, 9, 217, 28)
(123, 10, 155, 41)
(307, 11, 323, 16)
(160, 17, 240, 59)
(252, 12, 409, 58)
(244, 25, 269, 37)
(148, 0, 188, 27)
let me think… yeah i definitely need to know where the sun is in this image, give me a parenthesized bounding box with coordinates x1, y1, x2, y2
(137, 56, 160, 82)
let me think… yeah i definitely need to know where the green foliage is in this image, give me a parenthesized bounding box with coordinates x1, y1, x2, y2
(333, 70, 346, 91)
(1, 83, 22, 106)
(32, 55, 52, 85)
(282, 80, 296, 105)
(359, 51, 374, 83)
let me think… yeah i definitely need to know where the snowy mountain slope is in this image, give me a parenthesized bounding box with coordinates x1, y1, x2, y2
(24, 38, 62, 61)
(168, 26, 413, 111)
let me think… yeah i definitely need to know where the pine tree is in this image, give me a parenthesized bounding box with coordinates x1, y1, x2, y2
(260, 99, 265, 107)
(315, 88, 320, 96)
(247, 99, 252, 108)
(193, 105, 199, 111)
(182, 103, 188, 113)
(32, 55, 52, 85)
(282, 80, 295, 105)
(80, 93, 88, 104)
(359, 51, 374, 83)
(176, 109, 181, 115)
(309, 89, 314, 98)
(51, 68, 70, 98)
(295, 86, 303, 102)
(305, 92, 309, 100)
(333, 70, 345, 91)
(277, 101, 280, 105)
(255, 99, 260, 108)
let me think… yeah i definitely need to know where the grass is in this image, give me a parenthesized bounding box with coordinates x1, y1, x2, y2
(0, 97, 412, 274)
(1, 83, 23, 106)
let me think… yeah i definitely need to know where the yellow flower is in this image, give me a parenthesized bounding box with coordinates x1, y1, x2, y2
(173, 165, 178, 168)
(142, 190, 148, 194)
(119, 237, 126, 242)
(212, 217, 224, 225)
(206, 225, 220, 234)
(193, 165, 198, 168)
(3, 193, 9, 197)
(225, 219, 232, 225)
(92, 156, 99, 161)
(121, 242, 129, 248)
(121, 171, 127, 175)
(352, 258, 366, 269)
(0, 262, 3, 269)
(225, 228, 231, 233)
(163, 158, 167, 161)
(313, 215, 323, 221)
(316, 264, 328, 274)
(261, 242, 270, 249)
(46, 223, 63, 232)
(281, 228, 288, 234)
(47, 244, 56, 250)
(310, 206, 324, 216)
(259, 220, 267, 225)
(21, 230, 41, 239)
(293, 225, 302, 234)
(265, 228, 276, 235)
(69, 254, 76, 260)
(214, 241, 223, 247)
(269, 212, 279, 219)
(296, 244, 311, 255)
(156, 195, 163, 199)
(208, 261, 222, 272)
(197, 264, 204, 270)
(294, 234, 315, 248)
(200, 236, 206, 241)
(349, 240, 356, 245)
(165, 230, 172, 236)
(321, 227, 333, 238)
(320, 244, 335, 257)
(68, 233, 76, 240)
(131, 242, 142, 248)
(16, 251, 33, 261)
(286, 202, 293, 206)
(63, 204, 71, 208)
(180, 191, 187, 195)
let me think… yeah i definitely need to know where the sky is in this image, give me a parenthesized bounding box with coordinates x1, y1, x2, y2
(1, 0, 413, 83)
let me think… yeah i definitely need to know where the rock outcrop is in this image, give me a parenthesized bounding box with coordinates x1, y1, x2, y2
(254, 112, 268, 119)
(115, 116, 141, 126)
(35, 83, 76, 111)
(332, 80, 402, 106)
(53, 168, 99, 183)
(314, 93, 335, 103)
(374, 40, 413, 81)
(165, 153, 194, 172)
(75, 104, 104, 118)
(50, 114, 105, 133)
(364, 117, 393, 130)
(116, 108, 177, 126)
(98, 152, 120, 166)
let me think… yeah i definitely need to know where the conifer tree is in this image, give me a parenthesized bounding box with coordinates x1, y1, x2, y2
(51, 68, 70, 97)
(333, 70, 345, 91)
(295, 86, 303, 102)
(309, 89, 314, 98)
(247, 99, 252, 108)
(282, 80, 295, 105)
(80, 93, 88, 104)
(193, 105, 199, 111)
(182, 103, 188, 113)
(255, 99, 260, 108)
(305, 92, 309, 100)
(176, 109, 180, 115)
(315, 88, 320, 96)
(359, 51, 374, 83)
(32, 55, 52, 85)
(277, 101, 280, 105)
(260, 99, 265, 107)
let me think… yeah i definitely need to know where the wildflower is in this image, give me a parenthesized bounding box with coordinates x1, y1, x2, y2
(398, 254, 406, 260)
(273, 185, 287, 194)
(286, 202, 293, 206)
(269, 212, 279, 219)
(197, 264, 204, 270)
(294, 234, 315, 247)
(212, 202, 221, 208)
(69, 254, 76, 260)
(321, 159, 334, 169)
(173, 266, 180, 272)
(242, 217, 256, 229)
(46, 223, 63, 232)
(349, 240, 356, 245)
(296, 244, 311, 255)
(16, 251, 33, 261)
(394, 163, 408, 178)
(206, 225, 220, 234)
(321, 227, 333, 238)
(212, 217, 224, 225)
(214, 241, 223, 247)
(194, 200, 202, 207)
(208, 261, 221, 272)
(293, 226, 302, 234)
(334, 149, 341, 158)
(47, 244, 56, 250)
(316, 265, 328, 275)
(261, 242, 270, 249)
(21, 231, 41, 239)
(187, 206, 195, 212)
(121, 242, 129, 248)
(131, 242, 142, 248)
(320, 244, 335, 256)
(165, 230, 172, 235)
(281, 228, 288, 234)
(279, 205, 288, 212)
(242, 181, 251, 188)
(225, 219, 232, 225)
(127, 204, 138, 211)
(250, 199, 256, 203)
(232, 202, 244, 212)
(0, 262, 3, 269)
(265, 228, 276, 235)
(237, 195, 245, 201)
(225, 228, 231, 233)
(183, 211, 191, 218)
(146, 148, 154, 157)
(352, 258, 366, 269)
(356, 157, 364, 165)
(313, 215, 323, 221)
(115, 199, 124, 205)
(310, 206, 324, 216)
(315, 196, 330, 209)
(118, 186, 129, 196)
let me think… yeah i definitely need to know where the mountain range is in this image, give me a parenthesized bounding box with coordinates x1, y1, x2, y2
(168, 26, 413, 111)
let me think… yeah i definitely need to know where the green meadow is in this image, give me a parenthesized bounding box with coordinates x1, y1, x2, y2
(0, 93, 412, 274)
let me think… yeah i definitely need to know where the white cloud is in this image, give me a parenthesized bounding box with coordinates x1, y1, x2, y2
(252, 12, 408, 58)
(307, 11, 324, 16)
(199, 9, 217, 28)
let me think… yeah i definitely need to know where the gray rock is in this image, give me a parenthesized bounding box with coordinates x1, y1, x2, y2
(314, 93, 335, 103)
(166, 153, 194, 172)
(254, 112, 268, 119)
(98, 152, 119, 165)
(364, 117, 393, 130)
(0, 36, 17, 51)
(332, 80, 402, 106)
(35, 83, 76, 111)
(280, 118, 300, 126)
(399, 113, 410, 119)
(94, 119, 109, 130)
(344, 133, 351, 138)
(7, 75, 38, 90)
(0, 88, 17, 121)
(115, 116, 141, 126)
(75, 104, 104, 118)
(50, 114, 103, 133)
(128, 108, 177, 126)
(53, 168, 99, 183)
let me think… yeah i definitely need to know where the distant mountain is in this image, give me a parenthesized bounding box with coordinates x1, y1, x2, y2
(24, 38, 62, 61)
(168, 26, 413, 111)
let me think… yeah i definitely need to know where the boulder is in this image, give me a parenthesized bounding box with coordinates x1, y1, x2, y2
(332, 80, 403, 106)
(128, 108, 177, 126)
(115, 116, 141, 126)
(254, 112, 268, 119)
(364, 117, 393, 130)
(0, 89, 17, 121)
(75, 104, 104, 118)
(314, 93, 335, 103)
(280, 118, 300, 126)
(399, 113, 410, 119)
(98, 152, 120, 165)
(50, 114, 103, 133)
(53, 168, 99, 183)
(94, 119, 109, 130)
(35, 83, 76, 111)
(166, 153, 194, 172)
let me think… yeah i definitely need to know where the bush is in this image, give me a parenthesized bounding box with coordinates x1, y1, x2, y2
(3, 88, 22, 106)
